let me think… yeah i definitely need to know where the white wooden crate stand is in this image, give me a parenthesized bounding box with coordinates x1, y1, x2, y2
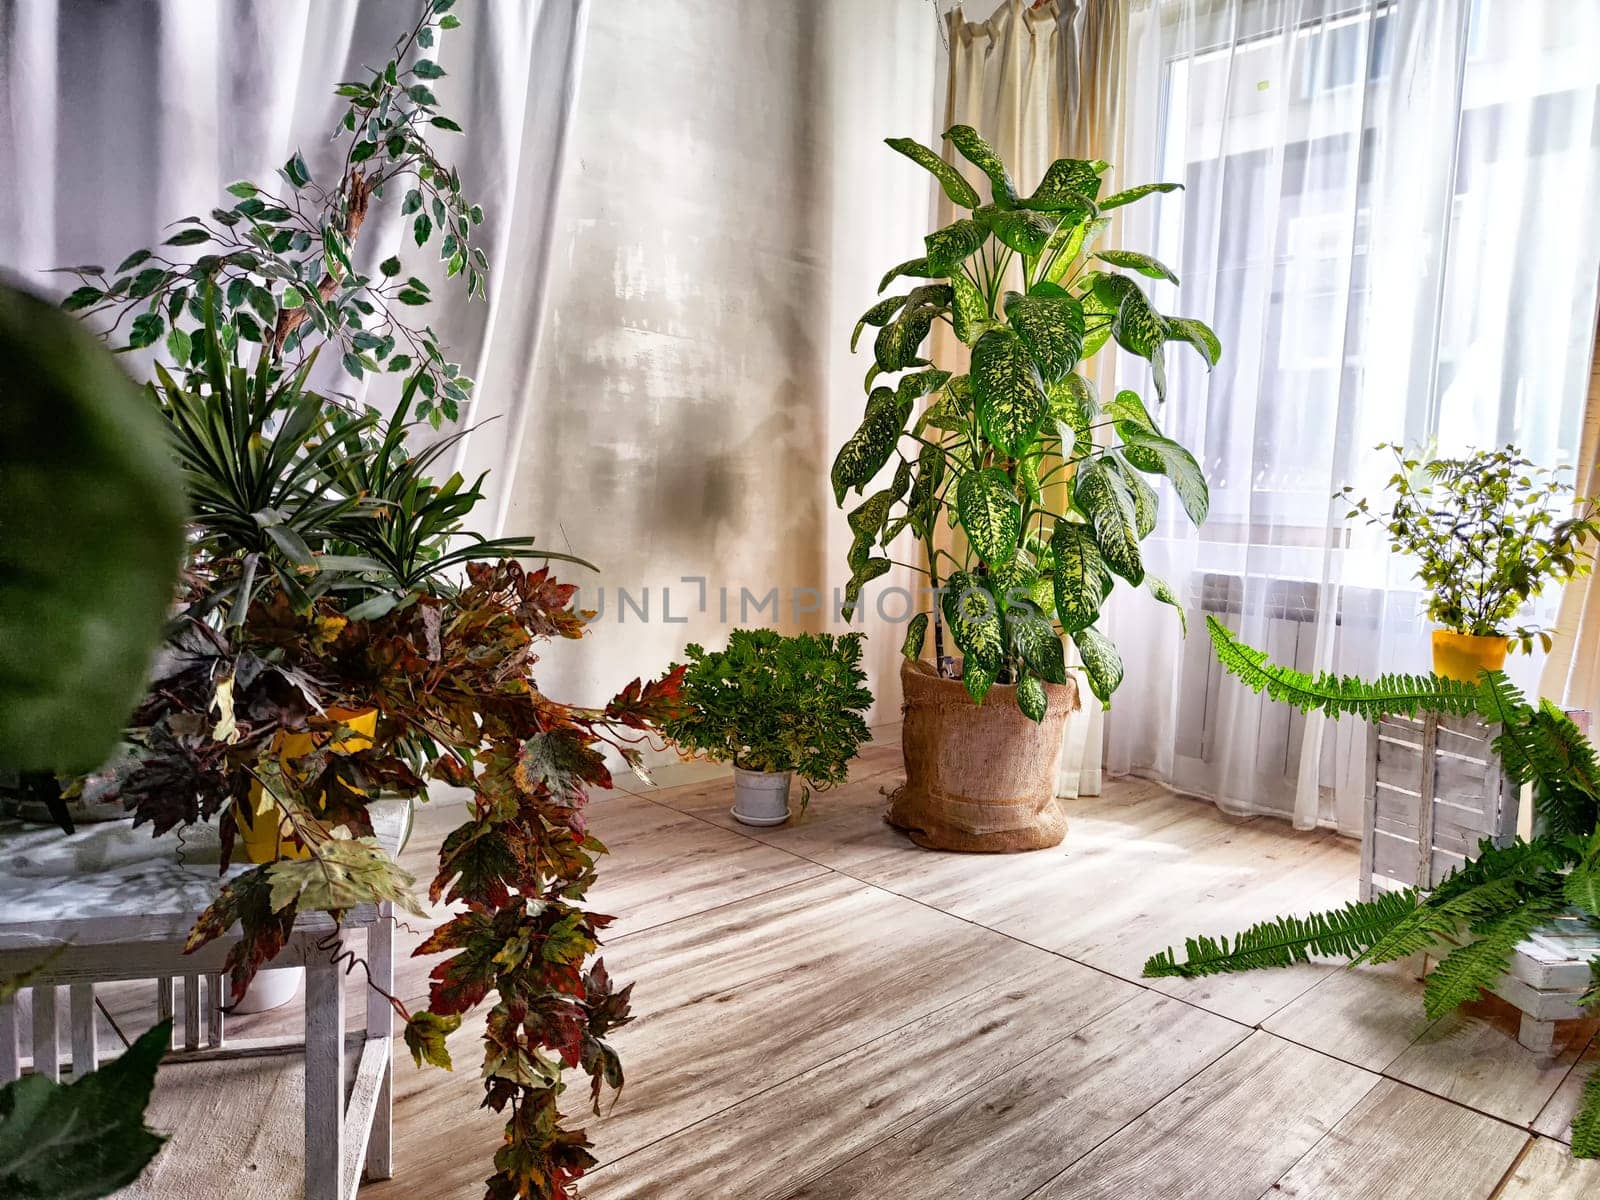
(1360, 711, 1595, 1060)
(0, 803, 405, 1200)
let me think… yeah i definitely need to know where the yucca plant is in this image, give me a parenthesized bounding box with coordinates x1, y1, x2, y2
(1146, 619, 1600, 1156)
(835, 126, 1215, 718)
(319, 375, 591, 617)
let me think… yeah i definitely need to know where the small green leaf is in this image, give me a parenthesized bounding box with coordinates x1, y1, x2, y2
(1016, 674, 1048, 722)
(430, 116, 463, 133)
(164, 327, 192, 366)
(128, 312, 164, 348)
(1146, 575, 1188, 636)
(413, 214, 433, 246)
(1096, 249, 1178, 284)
(413, 58, 447, 79)
(1167, 316, 1221, 368)
(114, 249, 152, 273)
(61, 286, 103, 312)
(163, 228, 211, 247)
(902, 612, 929, 661)
(403, 1010, 462, 1070)
(841, 556, 892, 620)
(402, 189, 423, 216)
(280, 286, 304, 309)
(1072, 624, 1125, 705)
(1098, 181, 1182, 210)
(381, 256, 402, 277)
(225, 180, 258, 198)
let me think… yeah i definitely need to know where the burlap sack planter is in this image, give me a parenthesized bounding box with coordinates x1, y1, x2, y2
(889, 658, 1079, 852)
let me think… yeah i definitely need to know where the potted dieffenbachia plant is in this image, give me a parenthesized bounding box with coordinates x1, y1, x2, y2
(833, 126, 1215, 851)
(663, 629, 873, 826)
(1339, 443, 1600, 681)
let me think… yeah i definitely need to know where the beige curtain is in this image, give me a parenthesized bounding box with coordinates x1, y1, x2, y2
(937, 0, 1124, 796)
(1539, 314, 1600, 713)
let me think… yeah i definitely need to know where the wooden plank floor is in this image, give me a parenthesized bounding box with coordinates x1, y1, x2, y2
(108, 730, 1597, 1197)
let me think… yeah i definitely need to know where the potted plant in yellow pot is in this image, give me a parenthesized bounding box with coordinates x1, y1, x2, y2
(1339, 444, 1600, 681)
(834, 126, 1215, 851)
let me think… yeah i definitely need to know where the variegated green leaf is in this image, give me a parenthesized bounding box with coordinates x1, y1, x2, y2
(1017, 450, 1043, 505)
(1120, 426, 1208, 525)
(1028, 572, 1056, 617)
(956, 467, 1021, 567)
(942, 570, 1003, 671)
(1049, 373, 1098, 461)
(848, 530, 872, 570)
(848, 487, 897, 539)
(851, 294, 908, 352)
(971, 328, 1047, 456)
(1146, 574, 1188, 635)
(1079, 276, 1119, 358)
(1005, 291, 1084, 383)
(925, 218, 988, 274)
(875, 303, 938, 373)
(1043, 216, 1110, 285)
(1112, 454, 1159, 537)
(898, 366, 952, 403)
(1009, 604, 1068, 684)
(979, 206, 1060, 256)
(905, 441, 946, 526)
(1167, 316, 1221, 368)
(879, 256, 937, 293)
(1050, 520, 1112, 633)
(1095, 249, 1178, 284)
(963, 658, 997, 705)
(951, 272, 988, 345)
(831, 387, 909, 503)
(1024, 157, 1105, 210)
(1016, 674, 1048, 722)
(1104, 388, 1159, 434)
(1098, 181, 1182, 211)
(1074, 461, 1143, 584)
(988, 546, 1039, 602)
(1072, 624, 1125, 705)
(841, 555, 892, 620)
(945, 125, 1018, 208)
(902, 611, 930, 661)
(1102, 277, 1167, 359)
(886, 136, 981, 209)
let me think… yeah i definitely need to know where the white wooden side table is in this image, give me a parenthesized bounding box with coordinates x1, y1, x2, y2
(0, 803, 407, 1200)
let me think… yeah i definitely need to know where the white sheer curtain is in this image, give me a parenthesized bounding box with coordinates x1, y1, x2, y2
(1104, 0, 1600, 832)
(0, 0, 588, 532)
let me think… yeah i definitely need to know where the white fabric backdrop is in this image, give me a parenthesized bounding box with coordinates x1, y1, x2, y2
(1103, 0, 1600, 832)
(0, 0, 588, 531)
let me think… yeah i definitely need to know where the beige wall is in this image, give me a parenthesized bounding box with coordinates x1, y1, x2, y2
(504, 0, 939, 750)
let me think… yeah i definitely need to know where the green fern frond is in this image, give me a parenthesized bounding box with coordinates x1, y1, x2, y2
(1422, 896, 1563, 1020)
(1205, 617, 1481, 720)
(1479, 674, 1600, 839)
(1142, 889, 1420, 979)
(1574, 1068, 1600, 1158)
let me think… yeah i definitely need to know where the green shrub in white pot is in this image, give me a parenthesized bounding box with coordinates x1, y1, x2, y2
(663, 629, 874, 826)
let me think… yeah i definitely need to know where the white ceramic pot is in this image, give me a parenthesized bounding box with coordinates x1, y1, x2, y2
(731, 768, 792, 827)
(232, 966, 303, 1014)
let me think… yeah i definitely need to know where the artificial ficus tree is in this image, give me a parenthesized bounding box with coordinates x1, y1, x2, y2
(833, 126, 1218, 716)
(55, 0, 482, 425)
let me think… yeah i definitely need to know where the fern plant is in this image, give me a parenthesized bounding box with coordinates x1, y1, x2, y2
(1148, 621, 1600, 1155)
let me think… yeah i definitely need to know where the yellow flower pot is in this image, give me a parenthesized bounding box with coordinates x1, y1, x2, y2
(1431, 630, 1508, 683)
(237, 707, 377, 864)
